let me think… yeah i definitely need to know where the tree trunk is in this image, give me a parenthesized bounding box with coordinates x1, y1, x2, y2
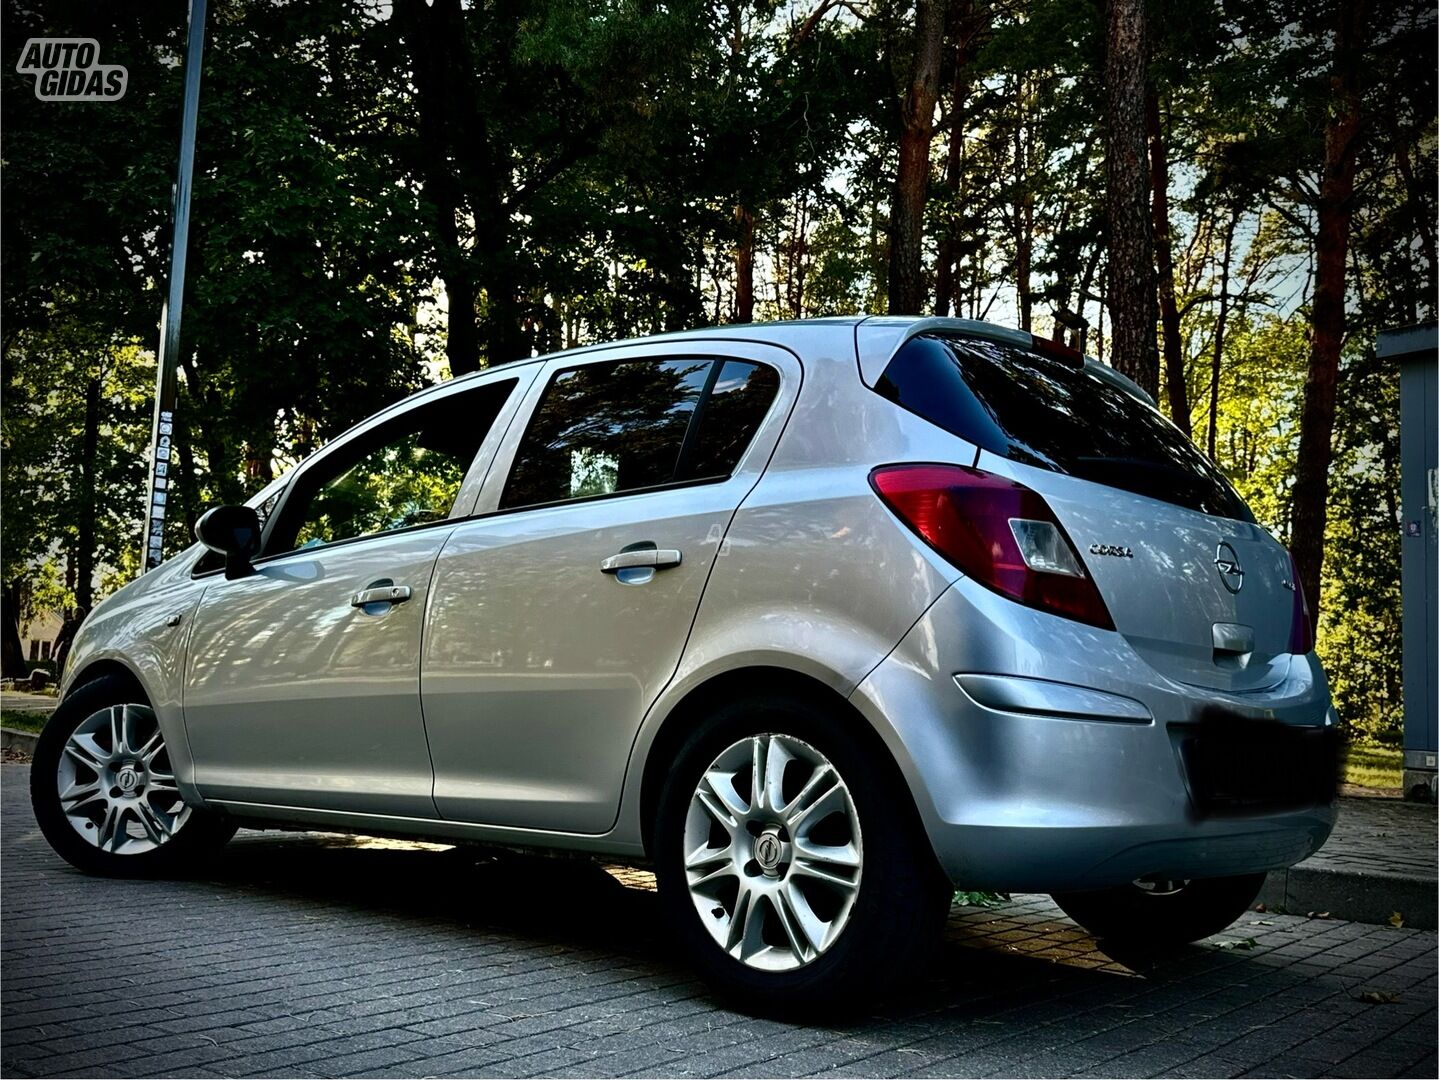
(734, 205, 755, 322)
(1147, 89, 1189, 435)
(790, 190, 809, 319)
(887, 0, 946, 315)
(1394, 139, 1437, 288)
(1102, 0, 1157, 397)
(395, 0, 501, 374)
(75, 375, 100, 610)
(1206, 212, 1236, 461)
(446, 277, 482, 375)
(179, 355, 244, 506)
(172, 414, 200, 542)
(1, 581, 25, 678)
(934, 4, 976, 316)
(478, 259, 526, 366)
(1074, 244, 1101, 352)
(1291, 0, 1366, 624)
(1099, 268, 1108, 362)
(1013, 77, 1034, 331)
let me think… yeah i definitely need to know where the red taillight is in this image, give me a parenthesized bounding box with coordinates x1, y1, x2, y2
(1286, 550, 1314, 654)
(869, 463, 1115, 630)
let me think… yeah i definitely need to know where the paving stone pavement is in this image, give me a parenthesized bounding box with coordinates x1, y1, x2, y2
(3, 764, 1435, 1079)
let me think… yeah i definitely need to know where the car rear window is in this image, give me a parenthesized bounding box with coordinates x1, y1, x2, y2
(875, 334, 1254, 522)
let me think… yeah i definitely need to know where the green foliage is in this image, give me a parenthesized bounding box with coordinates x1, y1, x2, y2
(2, 322, 153, 618)
(0, 711, 48, 735)
(1206, 305, 1405, 743)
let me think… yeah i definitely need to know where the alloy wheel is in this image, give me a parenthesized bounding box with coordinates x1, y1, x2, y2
(56, 704, 191, 854)
(682, 733, 863, 972)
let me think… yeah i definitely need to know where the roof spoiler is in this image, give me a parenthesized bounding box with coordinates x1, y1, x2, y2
(1081, 358, 1155, 407)
(853, 315, 1157, 408)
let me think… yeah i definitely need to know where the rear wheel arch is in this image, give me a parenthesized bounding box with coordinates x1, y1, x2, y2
(638, 665, 935, 871)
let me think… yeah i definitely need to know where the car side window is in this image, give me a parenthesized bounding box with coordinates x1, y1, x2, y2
(262, 378, 517, 557)
(500, 358, 714, 509)
(291, 430, 467, 548)
(679, 360, 780, 481)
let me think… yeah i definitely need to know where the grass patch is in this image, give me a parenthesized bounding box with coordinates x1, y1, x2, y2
(1344, 743, 1402, 790)
(0, 710, 47, 734)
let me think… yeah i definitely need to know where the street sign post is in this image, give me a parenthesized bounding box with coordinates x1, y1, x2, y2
(141, 0, 208, 572)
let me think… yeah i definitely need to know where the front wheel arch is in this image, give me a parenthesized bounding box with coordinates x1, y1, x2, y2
(31, 673, 234, 876)
(63, 657, 147, 705)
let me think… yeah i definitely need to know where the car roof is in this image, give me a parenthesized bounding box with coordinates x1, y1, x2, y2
(455, 315, 1033, 381)
(451, 315, 1152, 405)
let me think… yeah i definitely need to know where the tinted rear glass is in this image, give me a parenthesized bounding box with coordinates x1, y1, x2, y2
(876, 334, 1254, 522)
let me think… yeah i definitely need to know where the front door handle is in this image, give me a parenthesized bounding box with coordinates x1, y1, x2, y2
(599, 548, 682, 574)
(351, 585, 413, 608)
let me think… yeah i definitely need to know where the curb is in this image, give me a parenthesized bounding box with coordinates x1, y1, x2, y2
(1, 727, 38, 754)
(1259, 864, 1436, 930)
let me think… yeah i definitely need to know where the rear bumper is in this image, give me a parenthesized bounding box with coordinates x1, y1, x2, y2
(850, 580, 1338, 893)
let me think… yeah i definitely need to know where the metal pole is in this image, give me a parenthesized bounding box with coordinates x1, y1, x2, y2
(141, 0, 208, 573)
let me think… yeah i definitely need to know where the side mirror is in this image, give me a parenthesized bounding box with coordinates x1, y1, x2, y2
(196, 505, 262, 580)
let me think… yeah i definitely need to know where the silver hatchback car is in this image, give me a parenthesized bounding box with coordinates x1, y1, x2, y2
(34, 316, 1338, 1010)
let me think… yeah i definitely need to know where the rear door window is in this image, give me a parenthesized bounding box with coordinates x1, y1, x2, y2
(500, 356, 780, 510)
(876, 334, 1253, 522)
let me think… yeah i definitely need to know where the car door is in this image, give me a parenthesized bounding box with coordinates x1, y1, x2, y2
(183, 369, 532, 817)
(422, 341, 798, 833)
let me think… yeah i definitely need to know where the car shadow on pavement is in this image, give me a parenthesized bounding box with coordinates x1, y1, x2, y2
(189, 829, 1316, 1026)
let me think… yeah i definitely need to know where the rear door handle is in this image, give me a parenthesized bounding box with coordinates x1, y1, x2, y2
(600, 549, 682, 573)
(351, 585, 413, 608)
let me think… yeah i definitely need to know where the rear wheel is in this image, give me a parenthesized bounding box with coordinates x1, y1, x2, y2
(31, 674, 235, 876)
(1051, 873, 1266, 947)
(654, 694, 950, 1015)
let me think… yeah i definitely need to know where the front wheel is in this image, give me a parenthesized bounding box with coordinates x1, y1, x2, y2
(31, 674, 236, 877)
(654, 695, 950, 1015)
(1051, 873, 1266, 948)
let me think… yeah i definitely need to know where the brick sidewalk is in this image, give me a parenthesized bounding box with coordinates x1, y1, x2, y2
(1260, 797, 1437, 930)
(1310, 798, 1436, 880)
(2, 763, 1435, 1078)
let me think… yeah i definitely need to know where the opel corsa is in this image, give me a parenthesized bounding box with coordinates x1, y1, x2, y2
(34, 317, 1339, 1010)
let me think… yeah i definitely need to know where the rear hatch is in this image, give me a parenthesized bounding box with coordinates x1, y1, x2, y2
(871, 332, 1300, 692)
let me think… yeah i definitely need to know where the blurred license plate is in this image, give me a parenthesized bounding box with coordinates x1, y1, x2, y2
(1178, 712, 1340, 816)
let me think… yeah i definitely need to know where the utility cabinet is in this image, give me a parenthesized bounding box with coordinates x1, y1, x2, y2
(1379, 323, 1438, 802)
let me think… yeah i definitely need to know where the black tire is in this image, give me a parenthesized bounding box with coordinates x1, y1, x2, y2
(654, 693, 951, 1016)
(31, 674, 236, 877)
(1051, 873, 1266, 947)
